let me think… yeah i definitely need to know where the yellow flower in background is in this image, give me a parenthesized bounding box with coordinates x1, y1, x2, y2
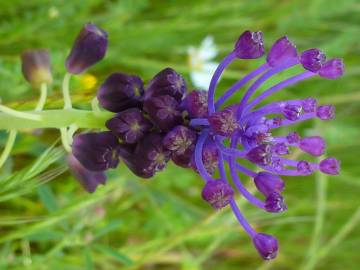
(79, 74, 98, 90)
(187, 36, 219, 90)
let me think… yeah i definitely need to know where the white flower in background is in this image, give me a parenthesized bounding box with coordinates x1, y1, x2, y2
(187, 36, 219, 90)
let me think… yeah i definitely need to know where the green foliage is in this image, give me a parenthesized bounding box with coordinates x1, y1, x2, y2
(1, 0, 360, 269)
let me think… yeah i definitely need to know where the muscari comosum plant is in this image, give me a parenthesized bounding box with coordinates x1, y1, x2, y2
(0, 23, 344, 260)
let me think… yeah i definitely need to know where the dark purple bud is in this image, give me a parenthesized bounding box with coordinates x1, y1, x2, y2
(172, 147, 194, 168)
(254, 172, 285, 197)
(72, 131, 119, 172)
(299, 136, 326, 157)
(208, 106, 239, 137)
(106, 108, 152, 144)
(65, 23, 108, 74)
(302, 97, 317, 113)
(266, 36, 298, 67)
(67, 154, 106, 193)
(234, 30, 265, 59)
(297, 160, 313, 175)
(316, 105, 335, 120)
(145, 68, 186, 101)
(286, 131, 301, 144)
(265, 192, 287, 213)
(181, 90, 208, 118)
(252, 233, 279, 260)
(97, 73, 144, 112)
(191, 137, 219, 175)
(283, 104, 302, 121)
(201, 179, 234, 209)
(21, 49, 52, 87)
(273, 143, 289, 155)
(144, 95, 182, 131)
(319, 58, 344, 79)
(246, 144, 272, 166)
(132, 133, 171, 178)
(300, 49, 326, 72)
(319, 157, 340, 175)
(163, 125, 197, 155)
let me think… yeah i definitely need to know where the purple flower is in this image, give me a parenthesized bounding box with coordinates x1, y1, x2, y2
(316, 105, 335, 120)
(254, 172, 285, 197)
(302, 98, 317, 113)
(246, 144, 272, 166)
(286, 131, 301, 144)
(65, 23, 108, 74)
(297, 160, 313, 175)
(181, 90, 208, 118)
(106, 108, 152, 144)
(300, 49, 326, 72)
(21, 49, 52, 87)
(265, 192, 287, 213)
(319, 59, 345, 79)
(208, 106, 239, 137)
(72, 131, 119, 172)
(67, 154, 106, 193)
(299, 136, 326, 157)
(191, 137, 219, 175)
(163, 125, 197, 155)
(143, 95, 182, 131)
(145, 68, 186, 101)
(97, 73, 144, 112)
(253, 233, 278, 260)
(283, 104, 302, 121)
(171, 147, 194, 168)
(273, 143, 289, 155)
(234, 30, 265, 59)
(266, 36, 298, 67)
(201, 179, 234, 209)
(319, 157, 340, 175)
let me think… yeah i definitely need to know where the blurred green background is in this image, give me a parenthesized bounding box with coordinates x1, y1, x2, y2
(0, 0, 360, 269)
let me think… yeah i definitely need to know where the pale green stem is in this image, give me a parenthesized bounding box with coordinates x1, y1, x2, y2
(0, 105, 41, 121)
(0, 130, 17, 168)
(67, 124, 78, 145)
(35, 83, 48, 111)
(91, 97, 101, 116)
(60, 127, 71, 153)
(62, 73, 72, 109)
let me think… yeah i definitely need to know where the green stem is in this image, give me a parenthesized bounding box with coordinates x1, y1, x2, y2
(60, 127, 72, 153)
(35, 83, 48, 111)
(0, 109, 113, 130)
(62, 73, 72, 109)
(0, 130, 17, 168)
(0, 105, 41, 121)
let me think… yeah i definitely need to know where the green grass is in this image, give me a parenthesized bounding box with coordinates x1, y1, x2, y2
(1, 0, 360, 269)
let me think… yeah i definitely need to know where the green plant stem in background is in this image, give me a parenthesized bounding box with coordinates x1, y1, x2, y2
(0, 129, 17, 168)
(62, 73, 72, 110)
(0, 109, 113, 130)
(35, 83, 48, 111)
(0, 105, 42, 121)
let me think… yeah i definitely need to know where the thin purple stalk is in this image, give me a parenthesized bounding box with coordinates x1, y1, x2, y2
(233, 162, 257, 177)
(189, 118, 209, 127)
(236, 61, 298, 118)
(194, 130, 212, 182)
(230, 199, 256, 237)
(208, 51, 237, 114)
(268, 113, 315, 129)
(228, 135, 265, 209)
(215, 63, 269, 110)
(215, 137, 246, 157)
(245, 71, 315, 113)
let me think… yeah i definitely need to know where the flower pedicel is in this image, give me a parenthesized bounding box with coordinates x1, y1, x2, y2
(0, 23, 344, 260)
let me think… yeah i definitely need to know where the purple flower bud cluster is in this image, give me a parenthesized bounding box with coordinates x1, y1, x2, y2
(65, 24, 344, 261)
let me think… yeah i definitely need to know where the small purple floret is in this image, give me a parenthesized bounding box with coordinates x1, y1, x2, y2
(266, 36, 298, 67)
(319, 59, 344, 79)
(265, 192, 287, 213)
(201, 179, 234, 209)
(252, 233, 278, 260)
(316, 105, 335, 120)
(191, 138, 219, 175)
(246, 144, 272, 166)
(181, 90, 208, 118)
(163, 125, 197, 155)
(300, 48, 326, 72)
(286, 131, 301, 144)
(254, 172, 285, 197)
(302, 97, 317, 113)
(273, 143, 289, 155)
(297, 160, 312, 175)
(21, 49, 52, 87)
(234, 30, 265, 59)
(283, 104, 302, 121)
(319, 157, 340, 175)
(299, 136, 326, 157)
(65, 23, 108, 74)
(208, 106, 239, 137)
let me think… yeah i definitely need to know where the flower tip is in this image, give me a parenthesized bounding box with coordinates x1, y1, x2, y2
(300, 48, 326, 73)
(234, 30, 265, 59)
(266, 36, 298, 67)
(316, 105, 335, 120)
(265, 192, 287, 213)
(319, 157, 340, 175)
(252, 233, 279, 260)
(299, 136, 326, 157)
(319, 58, 344, 79)
(201, 179, 234, 209)
(208, 106, 239, 137)
(66, 23, 108, 74)
(254, 172, 285, 197)
(21, 49, 52, 87)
